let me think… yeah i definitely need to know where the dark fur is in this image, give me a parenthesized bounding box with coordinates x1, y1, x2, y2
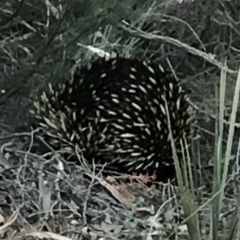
(31, 56, 196, 182)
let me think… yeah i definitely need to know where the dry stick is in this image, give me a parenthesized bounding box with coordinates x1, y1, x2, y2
(121, 21, 240, 129)
(120, 20, 237, 74)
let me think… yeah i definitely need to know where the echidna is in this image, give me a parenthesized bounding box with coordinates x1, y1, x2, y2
(31, 56, 196, 182)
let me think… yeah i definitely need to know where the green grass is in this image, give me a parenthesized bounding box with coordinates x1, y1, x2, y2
(168, 62, 240, 239)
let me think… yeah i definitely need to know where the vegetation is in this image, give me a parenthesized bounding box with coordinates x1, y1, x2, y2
(0, 0, 240, 239)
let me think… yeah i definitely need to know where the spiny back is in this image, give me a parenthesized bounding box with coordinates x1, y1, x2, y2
(32, 56, 196, 182)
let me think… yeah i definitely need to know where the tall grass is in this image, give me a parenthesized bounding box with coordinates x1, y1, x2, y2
(168, 63, 240, 239)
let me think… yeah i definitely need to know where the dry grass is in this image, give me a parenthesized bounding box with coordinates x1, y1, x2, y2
(0, 0, 240, 239)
